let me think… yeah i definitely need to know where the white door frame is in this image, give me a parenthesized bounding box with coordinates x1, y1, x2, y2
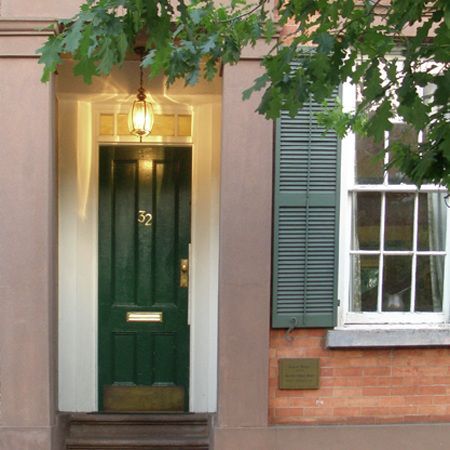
(57, 97, 220, 412)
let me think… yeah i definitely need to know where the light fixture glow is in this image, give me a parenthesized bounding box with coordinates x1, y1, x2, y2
(129, 48, 154, 140)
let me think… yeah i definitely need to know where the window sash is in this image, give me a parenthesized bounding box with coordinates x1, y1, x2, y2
(338, 82, 450, 326)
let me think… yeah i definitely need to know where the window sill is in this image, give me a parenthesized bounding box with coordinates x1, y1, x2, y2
(326, 327, 450, 348)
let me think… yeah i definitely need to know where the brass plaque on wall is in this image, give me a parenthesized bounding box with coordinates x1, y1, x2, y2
(279, 358, 320, 389)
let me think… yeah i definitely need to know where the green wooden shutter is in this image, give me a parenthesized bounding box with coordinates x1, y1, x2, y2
(272, 91, 341, 328)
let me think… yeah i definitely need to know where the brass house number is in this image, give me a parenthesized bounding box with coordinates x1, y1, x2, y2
(137, 210, 153, 226)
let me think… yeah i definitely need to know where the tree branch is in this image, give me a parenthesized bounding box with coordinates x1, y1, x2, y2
(218, 0, 269, 24)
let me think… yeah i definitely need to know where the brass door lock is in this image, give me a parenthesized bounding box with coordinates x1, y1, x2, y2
(180, 259, 189, 288)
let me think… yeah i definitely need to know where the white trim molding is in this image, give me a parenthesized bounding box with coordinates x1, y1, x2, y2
(58, 96, 220, 413)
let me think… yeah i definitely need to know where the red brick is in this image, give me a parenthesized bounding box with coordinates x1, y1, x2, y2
(301, 348, 330, 357)
(348, 357, 380, 367)
(296, 387, 334, 397)
(333, 367, 363, 377)
(392, 367, 420, 377)
(318, 397, 350, 407)
(362, 387, 392, 396)
(416, 405, 448, 415)
(360, 407, 389, 416)
(269, 329, 450, 426)
(347, 397, 380, 407)
(303, 407, 335, 417)
(275, 407, 303, 417)
(288, 397, 322, 408)
(272, 397, 293, 408)
(390, 385, 417, 396)
(322, 376, 365, 387)
(334, 407, 361, 417)
(269, 378, 278, 387)
(382, 396, 408, 406)
(432, 396, 450, 405)
(363, 367, 392, 376)
(418, 366, 448, 376)
(388, 406, 417, 415)
(417, 386, 447, 395)
(333, 387, 364, 397)
(433, 376, 450, 384)
(404, 396, 433, 405)
(376, 376, 406, 386)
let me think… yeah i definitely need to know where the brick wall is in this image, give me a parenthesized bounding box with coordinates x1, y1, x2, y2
(270, 329, 450, 424)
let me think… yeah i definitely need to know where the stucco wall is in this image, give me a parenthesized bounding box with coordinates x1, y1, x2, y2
(0, 0, 63, 444)
(0, 48, 57, 450)
(216, 59, 273, 430)
(0, 0, 80, 18)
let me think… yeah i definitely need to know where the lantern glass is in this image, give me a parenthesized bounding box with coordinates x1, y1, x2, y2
(128, 99, 154, 136)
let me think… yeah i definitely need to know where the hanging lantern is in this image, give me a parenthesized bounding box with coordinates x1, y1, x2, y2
(128, 49, 154, 140)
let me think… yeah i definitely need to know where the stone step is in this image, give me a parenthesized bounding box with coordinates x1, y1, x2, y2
(65, 413, 210, 450)
(68, 413, 209, 438)
(66, 436, 209, 450)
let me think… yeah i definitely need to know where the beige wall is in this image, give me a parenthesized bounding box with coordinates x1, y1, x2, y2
(216, 60, 273, 430)
(0, 30, 57, 450)
(0, 0, 80, 18)
(214, 423, 450, 450)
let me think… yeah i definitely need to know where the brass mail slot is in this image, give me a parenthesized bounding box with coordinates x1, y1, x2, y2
(126, 312, 163, 323)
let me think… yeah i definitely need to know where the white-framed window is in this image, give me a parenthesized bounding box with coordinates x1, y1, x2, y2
(338, 83, 450, 327)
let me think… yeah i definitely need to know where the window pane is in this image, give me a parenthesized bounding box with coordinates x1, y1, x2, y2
(385, 193, 414, 250)
(352, 192, 381, 250)
(382, 256, 412, 312)
(417, 192, 447, 251)
(351, 255, 379, 312)
(355, 135, 384, 184)
(388, 124, 417, 184)
(416, 255, 445, 312)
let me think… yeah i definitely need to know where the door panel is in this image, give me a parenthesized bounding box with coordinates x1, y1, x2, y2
(99, 146, 191, 411)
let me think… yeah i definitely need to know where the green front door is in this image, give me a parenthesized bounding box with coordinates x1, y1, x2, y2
(98, 146, 191, 412)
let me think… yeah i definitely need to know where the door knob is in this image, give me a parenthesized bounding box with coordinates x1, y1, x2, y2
(180, 259, 189, 288)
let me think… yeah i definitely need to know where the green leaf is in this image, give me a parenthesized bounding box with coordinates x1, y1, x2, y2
(204, 59, 218, 80)
(35, 0, 450, 189)
(263, 20, 276, 43)
(257, 87, 283, 119)
(37, 35, 63, 82)
(64, 19, 84, 53)
(445, 8, 450, 29)
(189, 8, 204, 25)
(366, 100, 392, 142)
(97, 42, 115, 75)
(185, 67, 200, 85)
(242, 73, 269, 100)
(116, 32, 128, 62)
(200, 35, 217, 54)
(314, 32, 335, 53)
(363, 63, 384, 102)
(73, 57, 98, 84)
(398, 96, 430, 130)
(434, 70, 450, 106)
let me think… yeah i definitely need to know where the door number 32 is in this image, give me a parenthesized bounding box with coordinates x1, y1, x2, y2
(137, 210, 153, 226)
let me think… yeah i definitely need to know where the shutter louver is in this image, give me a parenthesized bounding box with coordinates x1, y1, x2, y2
(272, 92, 340, 328)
